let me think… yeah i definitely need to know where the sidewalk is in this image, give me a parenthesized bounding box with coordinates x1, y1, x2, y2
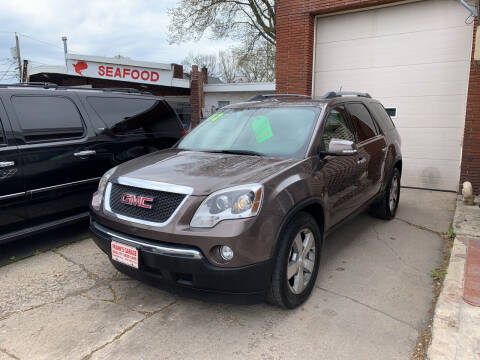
(427, 196, 480, 360)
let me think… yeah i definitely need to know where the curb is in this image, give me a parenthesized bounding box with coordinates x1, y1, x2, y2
(427, 197, 480, 360)
(427, 237, 466, 360)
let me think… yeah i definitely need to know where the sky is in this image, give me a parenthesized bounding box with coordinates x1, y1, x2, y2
(0, 0, 236, 82)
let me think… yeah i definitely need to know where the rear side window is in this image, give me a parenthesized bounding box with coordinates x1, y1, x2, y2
(12, 96, 85, 143)
(87, 97, 182, 136)
(347, 103, 378, 142)
(372, 103, 396, 131)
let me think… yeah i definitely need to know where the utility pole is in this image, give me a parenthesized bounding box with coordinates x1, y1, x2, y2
(14, 32, 22, 82)
(61, 36, 68, 67)
(22, 60, 28, 83)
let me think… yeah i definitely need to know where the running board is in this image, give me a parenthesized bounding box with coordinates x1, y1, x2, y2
(0, 212, 90, 244)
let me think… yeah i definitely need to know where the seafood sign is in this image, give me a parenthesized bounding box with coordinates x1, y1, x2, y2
(67, 58, 171, 85)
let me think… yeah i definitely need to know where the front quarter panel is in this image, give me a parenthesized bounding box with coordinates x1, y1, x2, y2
(262, 158, 327, 250)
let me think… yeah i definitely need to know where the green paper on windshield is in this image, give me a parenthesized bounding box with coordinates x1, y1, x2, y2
(206, 112, 224, 122)
(252, 116, 273, 143)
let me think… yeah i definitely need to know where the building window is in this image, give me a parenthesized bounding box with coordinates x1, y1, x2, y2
(385, 107, 398, 119)
(217, 101, 230, 109)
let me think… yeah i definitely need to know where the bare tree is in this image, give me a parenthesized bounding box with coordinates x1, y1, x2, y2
(168, 0, 275, 46)
(235, 41, 275, 82)
(182, 52, 219, 77)
(218, 50, 237, 83)
(169, 0, 276, 80)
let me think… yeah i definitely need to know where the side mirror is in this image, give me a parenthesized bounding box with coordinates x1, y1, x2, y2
(321, 139, 358, 156)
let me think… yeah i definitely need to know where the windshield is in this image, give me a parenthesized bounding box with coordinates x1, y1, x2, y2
(177, 107, 321, 159)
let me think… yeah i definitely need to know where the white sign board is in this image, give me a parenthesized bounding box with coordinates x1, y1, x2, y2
(66, 58, 173, 85)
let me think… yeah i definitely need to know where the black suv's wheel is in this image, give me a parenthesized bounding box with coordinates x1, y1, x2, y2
(370, 167, 401, 220)
(266, 212, 321, 309)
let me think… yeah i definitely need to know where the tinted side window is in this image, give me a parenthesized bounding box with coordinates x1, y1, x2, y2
(322, 106, 355, 150)
(347, 103, 378, 142)
(12, 96, 84, 143)
(87, 97, 182, 136)
(372, 103, 395, 131)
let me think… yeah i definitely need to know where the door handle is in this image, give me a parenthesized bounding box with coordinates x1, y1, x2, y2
(0, 161, 15, 168)
(74, 150, 96, 157)
(357, 157, 367, 165)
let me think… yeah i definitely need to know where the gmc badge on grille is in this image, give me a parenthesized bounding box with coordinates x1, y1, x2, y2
(120, 193, 154, 209)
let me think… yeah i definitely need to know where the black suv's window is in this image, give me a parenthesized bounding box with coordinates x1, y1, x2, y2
(372, 103, 395, 131)
(322, 106, 355, 150)
(347, 103, 379, 143)
(87, 97, 182, 136)
(12, 96, 85, 143)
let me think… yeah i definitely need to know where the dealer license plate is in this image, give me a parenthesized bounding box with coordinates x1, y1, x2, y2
(111, 241, 138, 269)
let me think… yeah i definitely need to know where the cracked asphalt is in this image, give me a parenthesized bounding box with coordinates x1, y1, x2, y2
(0, 188, 456, 360)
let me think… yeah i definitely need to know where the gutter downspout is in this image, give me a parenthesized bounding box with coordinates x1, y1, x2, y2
(459, 0, 478, 17)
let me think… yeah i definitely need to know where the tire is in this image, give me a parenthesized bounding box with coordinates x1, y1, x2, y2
(370, 167, 401, 220)
(266, 212, 322, 309)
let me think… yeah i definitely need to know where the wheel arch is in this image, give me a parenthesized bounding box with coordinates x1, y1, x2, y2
(270, 197, 326, 260)
(394, 158, 402, 174)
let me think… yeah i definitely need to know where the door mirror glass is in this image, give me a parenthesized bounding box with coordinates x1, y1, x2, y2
(323, 139, 358, 156)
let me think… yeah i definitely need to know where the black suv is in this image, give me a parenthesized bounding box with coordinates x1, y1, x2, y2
(0, 83, 184, 242)
(89, 91, 402, 308)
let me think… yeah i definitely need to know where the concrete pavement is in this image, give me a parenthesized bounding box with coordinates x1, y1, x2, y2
(0, 188, 456, 360)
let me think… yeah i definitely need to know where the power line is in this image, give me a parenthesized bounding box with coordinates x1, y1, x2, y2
(0, 62, 14, 81)
(17, 32, 64, 50)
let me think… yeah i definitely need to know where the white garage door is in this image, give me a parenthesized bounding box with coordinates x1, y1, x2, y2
(313, 0, 474, 191)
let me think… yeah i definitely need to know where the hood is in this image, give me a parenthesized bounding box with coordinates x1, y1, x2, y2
(114, 149, 299, 196)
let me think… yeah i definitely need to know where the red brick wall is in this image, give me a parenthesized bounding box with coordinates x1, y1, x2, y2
(460, 21, 480, 194)
(190, 65, 205, 128)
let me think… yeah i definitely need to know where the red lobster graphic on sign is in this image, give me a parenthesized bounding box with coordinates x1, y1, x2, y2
(72, 61, 88, 75)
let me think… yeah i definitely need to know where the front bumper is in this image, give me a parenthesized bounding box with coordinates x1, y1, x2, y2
(90, 220, 272, 304)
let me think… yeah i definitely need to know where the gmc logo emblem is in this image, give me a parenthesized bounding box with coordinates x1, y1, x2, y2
(120, 193, 154, 209)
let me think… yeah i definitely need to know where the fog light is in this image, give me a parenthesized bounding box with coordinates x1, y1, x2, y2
(220, 245, 234, 261)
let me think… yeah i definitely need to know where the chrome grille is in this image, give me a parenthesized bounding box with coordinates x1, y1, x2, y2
(109, 183, 186, 223)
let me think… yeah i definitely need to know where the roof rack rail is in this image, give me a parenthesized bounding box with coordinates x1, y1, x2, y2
(322, 91, 371, 99)
(0, 83, 155, 96)
(9, 82, 58, 89)
(102, 87, 151, 95)
(248, 94, 311, 101)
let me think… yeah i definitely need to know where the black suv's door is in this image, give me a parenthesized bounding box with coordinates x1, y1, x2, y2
(81, 95, 184, 169)
(6, 93, 102, 224)
(0, 99, 27, 238)
(345, 102, 387, 204)
(319, 105, 361, 225)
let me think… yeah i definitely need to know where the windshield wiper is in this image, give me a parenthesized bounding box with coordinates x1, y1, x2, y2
(208, 149, 265, 157)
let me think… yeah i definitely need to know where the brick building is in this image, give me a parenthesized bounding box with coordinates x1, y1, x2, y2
(277, 0, 479, 192)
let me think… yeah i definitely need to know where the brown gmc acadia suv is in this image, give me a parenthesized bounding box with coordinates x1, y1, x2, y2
(89, 91, 402, 309)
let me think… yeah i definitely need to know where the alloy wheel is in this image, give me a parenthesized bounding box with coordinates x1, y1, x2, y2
(286, 228, 316, 294)
(389, 175, 400, 213)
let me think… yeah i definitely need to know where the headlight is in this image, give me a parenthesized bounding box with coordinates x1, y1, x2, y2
(91, 166, 118, 210)
(190, 184, 264, 228)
